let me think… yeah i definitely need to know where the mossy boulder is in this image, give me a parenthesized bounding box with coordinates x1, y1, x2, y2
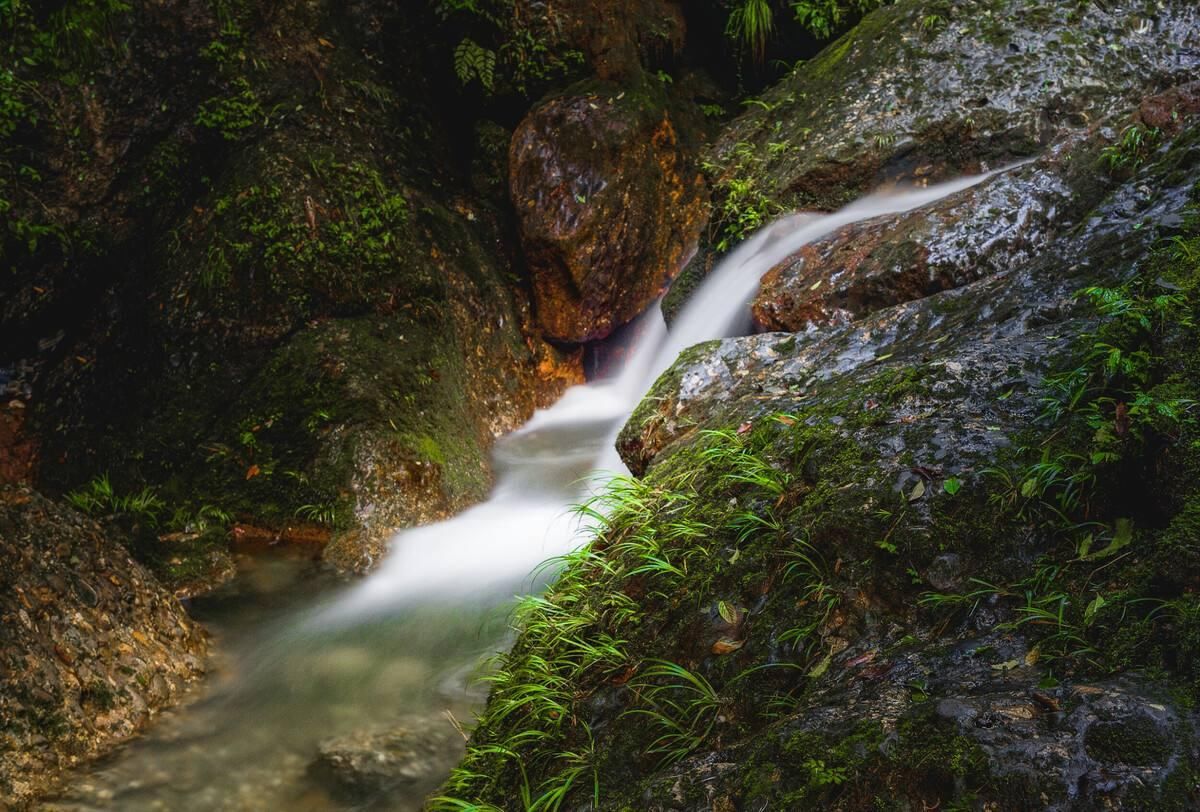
(704, 0, 1200, 239)
(1, 0, 582, 580)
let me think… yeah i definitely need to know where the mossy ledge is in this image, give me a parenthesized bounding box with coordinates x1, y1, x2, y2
(437, 106, 1200, 812)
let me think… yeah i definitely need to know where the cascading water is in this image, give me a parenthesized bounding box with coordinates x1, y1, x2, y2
(51, 170, 1007, 811)
(320, 168, 1007, 620)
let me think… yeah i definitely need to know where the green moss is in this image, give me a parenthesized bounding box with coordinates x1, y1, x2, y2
(802, 31, 856, 82)
(179, 139, 413, 320)
(195, 77, 264, 141)
(1085, 715, 1173, 766)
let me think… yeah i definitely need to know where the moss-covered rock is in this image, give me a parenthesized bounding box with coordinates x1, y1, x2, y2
(1, 0, 582, 580)
(442, 101, 1200, 812)
(704, 0, 1200, 241)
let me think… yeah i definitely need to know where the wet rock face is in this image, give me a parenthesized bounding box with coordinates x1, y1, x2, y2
(451, 90, 1199, 809)
(0, 487, 207, 806)
(511, 79, 707, 342)
(706, 0, 1200, 214)
(752, 136, 1090, 332)
(637, 672, 1198, 811)
(598, 121, 1200, 808)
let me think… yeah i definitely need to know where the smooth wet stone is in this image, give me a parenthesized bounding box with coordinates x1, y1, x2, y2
(309, 717, 464, 801)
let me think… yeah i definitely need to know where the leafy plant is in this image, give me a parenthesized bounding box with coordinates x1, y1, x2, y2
(625, 660, 722, 767)
(454, 38, 496, 92)
(195, 77, 265, 141)
(726, 0, 775, 61)
(1101, 123, 1162, 172)
(295, 502, 339, 527)
(66, 474, 165, 526)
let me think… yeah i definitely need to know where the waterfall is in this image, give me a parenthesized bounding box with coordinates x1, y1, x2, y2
(57, 169, 1021, 812)
(316, 169, 1008, 623)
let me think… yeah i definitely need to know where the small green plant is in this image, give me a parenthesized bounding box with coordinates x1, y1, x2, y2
(295, 502, 340, 527)
(790, 0, 889, 40)
(920, 12, 947, 34)
(195, 77, 265, 141)
(167, 503, 233, 533)
(453, 38, 497, 92)
(67, 474, 165, 526)
(726, 0, 775, 61)
(625, 660, 722, 767)
(804, 757, 848, 787)
(1100, 123, 1162, 172)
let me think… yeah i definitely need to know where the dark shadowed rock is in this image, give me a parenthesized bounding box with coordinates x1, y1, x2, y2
(2, 0, 584, 582)
(510, 77, 707, 342)
(513, 0, 686, 82)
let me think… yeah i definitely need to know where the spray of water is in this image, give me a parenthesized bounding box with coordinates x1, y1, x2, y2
(317, 169, 1009, 623)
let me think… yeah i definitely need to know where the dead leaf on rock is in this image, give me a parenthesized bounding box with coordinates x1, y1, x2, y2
(712, 638, 744, 655)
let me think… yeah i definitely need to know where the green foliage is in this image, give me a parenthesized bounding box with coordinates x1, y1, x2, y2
(0, 0, 132, 263)
(703, 141, 784, 252)
(625, 660, 722, 767)
(438, 421, 821, 807)
(67, 474, 166, 526)
(295, 502, 339, 527)
(924, 192, 1200, 675)
(430, 0, 583, 97)
(790, 0, 887, 40)
(194, 153, 408, 313)
(195, 77, 265, 141)
(920, 12, 948, 34)
(1101, 123, 1163, 173)
(1, 0, 132, 71)
(803, 757, 848, 788)
(722, 0, 889, 58)
(726, 0, 775, 62)
(454, 38, 496, 91)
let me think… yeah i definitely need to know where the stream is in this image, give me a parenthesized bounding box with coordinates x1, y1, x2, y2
(45, 173, 1001, 810)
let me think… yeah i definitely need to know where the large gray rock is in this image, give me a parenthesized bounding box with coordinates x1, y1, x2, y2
(453, 90, 1200, 812)
(707, 0, 1200, 212)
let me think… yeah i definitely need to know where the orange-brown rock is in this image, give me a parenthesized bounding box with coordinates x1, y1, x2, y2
(511, 79, 707, 343)
(0, 403, 36, 486)
(752, 146, 1086, 333)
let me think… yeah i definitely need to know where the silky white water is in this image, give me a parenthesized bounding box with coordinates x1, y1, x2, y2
(54, 170, 1006, 810)
(321, 169, 1004, 622)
